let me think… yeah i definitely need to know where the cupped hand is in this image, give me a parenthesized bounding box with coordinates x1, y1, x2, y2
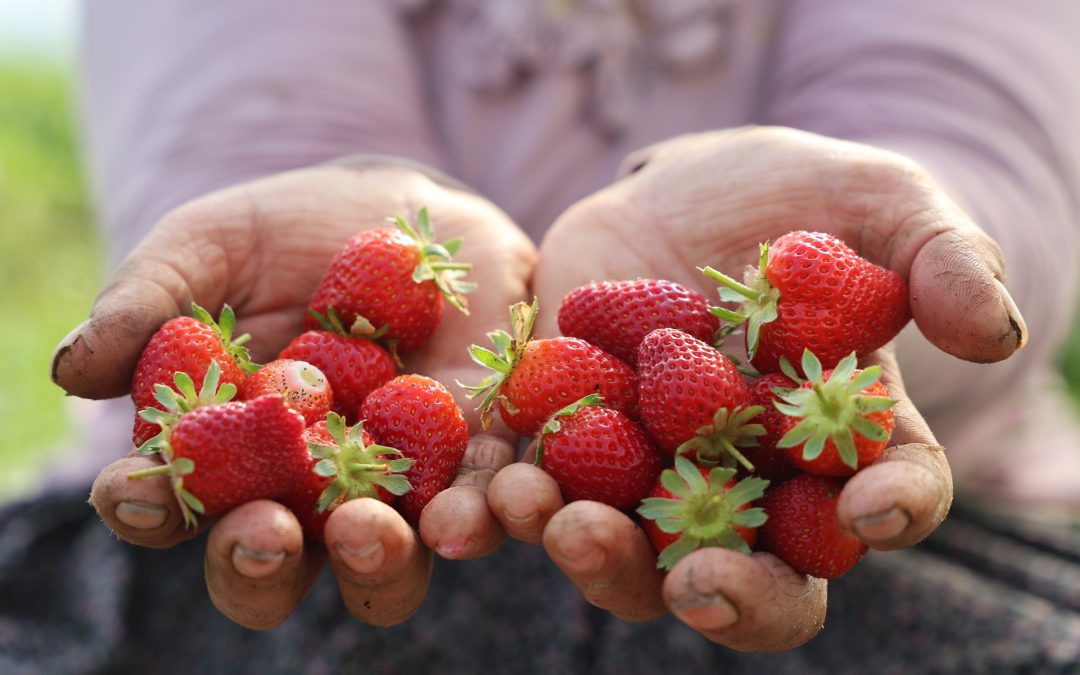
(52, 162, 536, 629)
(489, 126, 1024, 651)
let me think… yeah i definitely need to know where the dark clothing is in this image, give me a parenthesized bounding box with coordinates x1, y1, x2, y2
(1, 490, 1078, 674)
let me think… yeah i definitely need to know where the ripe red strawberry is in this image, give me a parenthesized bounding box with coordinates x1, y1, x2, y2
(739, 371, 800, 481)
(636, 328, 761, 468)
(360, 375, 469, 525)
(464, 300, 639, 436)
(304, 208, 475, 353)
(535, 394, 662, 510)
(557, 279, 719, 367)
(130, 303, 256, 448)
(773, 350, 895, 477)
(278, 327, 395, 423)
(704, 231, 910, 373)
(637, 456, 768, 570)
(239, 359, 332, 426)
(129, 364, 308, 527)
(283, 414, 412, 541)
(758, 474, 868, 579)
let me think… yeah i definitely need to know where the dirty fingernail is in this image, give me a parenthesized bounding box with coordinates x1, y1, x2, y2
(232, 544, 286, 578)
(554, 539, 606, 574)
(670, 593, 739, 631)
(436, 538, 473, 559)
(854, 507, 911, 542)
(50, 320, 90, 383)
(337, 541, 385, 574)
(994, 279, 1027, 350)
(503, 506, 537, 527)
(115, 500, 168, 529)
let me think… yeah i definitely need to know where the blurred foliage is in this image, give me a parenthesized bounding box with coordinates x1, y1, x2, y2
(1062, 318, 1080, 411)
(0, 59, 102, 498)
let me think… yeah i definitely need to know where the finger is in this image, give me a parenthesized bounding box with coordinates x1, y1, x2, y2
(837, 349, 953, 550)
(487, 462, 565, 545)
(663, 548, 827, 652)
(324, 498, 433, 626)
(50, 202, 238, 400)
(204, 500, 323, 630)
(89, 455, 204, 548)
(542, 501, 667, 621)
(419, 433, 516, 559)
(829, 152, 1026, 363)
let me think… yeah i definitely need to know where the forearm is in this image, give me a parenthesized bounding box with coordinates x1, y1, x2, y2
(79, 0, 444, 265)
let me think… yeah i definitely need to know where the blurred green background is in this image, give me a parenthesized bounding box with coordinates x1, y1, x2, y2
(1, 10, 1079, 501)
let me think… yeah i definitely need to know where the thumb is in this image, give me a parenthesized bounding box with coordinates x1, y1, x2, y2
(833, 156, 1026, 364)
(50, 205, 232, 399)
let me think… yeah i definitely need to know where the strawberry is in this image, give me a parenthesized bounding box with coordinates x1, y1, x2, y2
(360, 374, 469, 525)
(637, 456, 768, 570)
(463, 300, 639, 436)
(239, 359, 332, 426)
(774, 350, 895, 477)
(636, 328, 762, 469)
(278, 323, 396, 423)
(557, 279, 719, 367)
(129, 363, 308, 527)
(283, 413, 412, 541)
(703, 231, 910, 373)
(758, 474, 868, 579)
(739, 371, 800, 481)
(535, 394, 663, 510)
(130, 303, 257, 448)
(304, 208, 475, 353)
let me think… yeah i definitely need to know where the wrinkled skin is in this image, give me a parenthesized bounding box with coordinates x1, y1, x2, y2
(487, 127, 1024, 651)
(52, 164, 536, 629)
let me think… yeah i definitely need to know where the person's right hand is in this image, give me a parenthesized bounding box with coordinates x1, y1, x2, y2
(51, 161, 537, 629)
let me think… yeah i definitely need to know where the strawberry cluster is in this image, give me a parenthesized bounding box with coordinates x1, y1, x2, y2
(467, 232, 911, 578)
(127, 209, 472, 537)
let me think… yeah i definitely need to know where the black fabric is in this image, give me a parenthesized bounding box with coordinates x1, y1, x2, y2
(1, 489, 1078, 675)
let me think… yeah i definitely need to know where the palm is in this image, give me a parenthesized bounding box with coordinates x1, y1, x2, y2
(62, 164, 533, 429)
(535, 127, 944, 335)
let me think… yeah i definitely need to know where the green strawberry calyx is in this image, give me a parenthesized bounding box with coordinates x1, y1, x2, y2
(307, 306, 401, 367)
(128, 361, 237, 527)
(393, 207, 477, 315)
(459, 298, 538, 430)
(191, 302, 260, 375)
(637, 456, 769, 570)
(701, 242, 780, 360)
(534, 393, 606, 466)
(774, 350, 897, 470)
(676, 405, 766, 472)
(307, 413, 414, 513)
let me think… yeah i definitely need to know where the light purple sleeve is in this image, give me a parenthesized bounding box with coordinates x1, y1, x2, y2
(761, 1, 1080, 500)
(79, 0, 444, 266)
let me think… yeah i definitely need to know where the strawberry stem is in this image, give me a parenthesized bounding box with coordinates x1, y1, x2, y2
(126, 464, 173, 480)
(700, 266, 761, 301)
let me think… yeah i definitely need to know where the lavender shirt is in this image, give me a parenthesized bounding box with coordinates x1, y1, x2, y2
(71, 0, 1080, 505)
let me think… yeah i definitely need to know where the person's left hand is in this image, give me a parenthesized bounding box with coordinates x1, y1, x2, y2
(488, 126, 1025, 651)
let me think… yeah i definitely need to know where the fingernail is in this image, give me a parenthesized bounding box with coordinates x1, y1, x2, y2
(50, 320, 89, 384)
(853, 507, 911, 542)
(995, 279, 1027, 350)
(554, 540, 606, 574)
(670, 593, 739, 631)
(502, 507, 537, 527)
(436, 537, 473, 559)
(337, 541, 385, 574)
(232, 544, 286, 578)
(115, 500, 168, 529)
